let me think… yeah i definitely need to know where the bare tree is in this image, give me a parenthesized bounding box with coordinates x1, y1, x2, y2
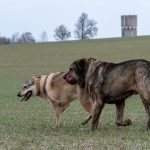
(54, 25, 71, 40)
(18, 32, 36, 43)
(40, 31, 48, 42)
(74, 12, 98, 39)
(0, 35, 11, 44)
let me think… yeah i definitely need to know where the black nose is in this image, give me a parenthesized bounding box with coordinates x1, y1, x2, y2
(63, 74, 67, 80)
(17, 92, 21, 97)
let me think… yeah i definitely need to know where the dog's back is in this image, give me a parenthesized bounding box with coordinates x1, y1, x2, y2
(43, 72, 78, 104)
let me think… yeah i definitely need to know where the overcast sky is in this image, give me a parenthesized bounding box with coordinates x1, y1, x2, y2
(0, 0, 149, 41)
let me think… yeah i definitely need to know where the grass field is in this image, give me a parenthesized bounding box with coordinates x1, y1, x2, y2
(0, 36, 150, 150)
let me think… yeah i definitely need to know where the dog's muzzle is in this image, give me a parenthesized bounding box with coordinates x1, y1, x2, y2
(17, 92, 21, 97)
(63, 73, 77, 85)
(17, 91, 32, 102)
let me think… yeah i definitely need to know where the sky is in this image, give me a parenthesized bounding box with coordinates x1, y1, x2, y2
(0, 0, 149, 41)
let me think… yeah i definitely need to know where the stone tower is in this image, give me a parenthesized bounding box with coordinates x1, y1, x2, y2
(121, 15, 137, 37)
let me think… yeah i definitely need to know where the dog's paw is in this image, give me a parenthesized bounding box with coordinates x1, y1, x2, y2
(125, 119, 132, 126)
(147, 120, 150, 131)
(116, 119, 132, 126)
(91, 122, 99, 131)
(81, 119, 90, 125)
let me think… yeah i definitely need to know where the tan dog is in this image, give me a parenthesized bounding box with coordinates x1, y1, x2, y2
(17, 72, 93, 128)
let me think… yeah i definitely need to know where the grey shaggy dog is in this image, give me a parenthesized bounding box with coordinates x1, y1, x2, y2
(64, 58, 150, 131)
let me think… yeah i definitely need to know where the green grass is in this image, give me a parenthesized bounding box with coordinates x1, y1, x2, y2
(0, 36, 150, 150)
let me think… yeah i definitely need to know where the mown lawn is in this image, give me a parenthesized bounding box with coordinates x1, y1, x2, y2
(0, 36, 150, 150)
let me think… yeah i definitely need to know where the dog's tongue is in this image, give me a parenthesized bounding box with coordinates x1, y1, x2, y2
(65, 75, 74, 82)
(67, 76, 74, 81)
(21, 91, 32, 102)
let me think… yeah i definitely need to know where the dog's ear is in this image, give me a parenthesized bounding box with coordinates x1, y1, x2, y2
(84, 58, 97, 69)
(32, 75, 41, 82)
(74, 58, 97, 88)
(75, 58, 86, 70)
(86, 61, 107, 89)
(87, 58, 96, 63)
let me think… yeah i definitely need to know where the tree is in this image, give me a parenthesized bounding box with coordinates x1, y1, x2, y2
(74, 12, 98, 39)
(54, 25, 71, 40)
(18, 32, 35, 43)
(0, 35, 11, 44)
(40, 31, 48, 42)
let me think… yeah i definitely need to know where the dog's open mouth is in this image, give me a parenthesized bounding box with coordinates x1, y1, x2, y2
(21, 91, 32, 102)
(63, 74, 77, 85)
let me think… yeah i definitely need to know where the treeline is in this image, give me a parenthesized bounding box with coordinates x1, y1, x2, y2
(0, 12, 98, 44)
(0, 32, 36, 44)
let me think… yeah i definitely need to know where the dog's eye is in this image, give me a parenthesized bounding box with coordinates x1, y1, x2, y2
(70, 68, 74, 71)
(23, 86, 28, 89)
(75, 68, 82, 75)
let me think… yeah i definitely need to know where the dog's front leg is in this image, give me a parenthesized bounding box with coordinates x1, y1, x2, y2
(91, 100, 104, 131)
(51, 102, 61, 128)
(80, 99, 93, 125)
(54, 109, 61, 128)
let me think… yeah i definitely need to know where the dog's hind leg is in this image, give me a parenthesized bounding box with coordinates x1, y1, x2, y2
(115, 100, 132, 126)
(145, 105, 150, 130)
(82, 114, 92, 125)
(141, 98, 150, 130)
(138, 74, 150, 130)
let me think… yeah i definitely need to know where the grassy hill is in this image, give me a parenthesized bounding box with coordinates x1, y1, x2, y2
(0, 36, 150, 149)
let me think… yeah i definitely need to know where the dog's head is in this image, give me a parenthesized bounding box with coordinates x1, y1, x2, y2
(64, 58, 110, 90)
(17, 75, 41, 101)
(64, 58, 96, 88)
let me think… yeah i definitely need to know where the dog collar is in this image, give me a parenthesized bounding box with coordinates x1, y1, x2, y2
(35, 78, 41, 96)
(43, 75, 49, 97)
